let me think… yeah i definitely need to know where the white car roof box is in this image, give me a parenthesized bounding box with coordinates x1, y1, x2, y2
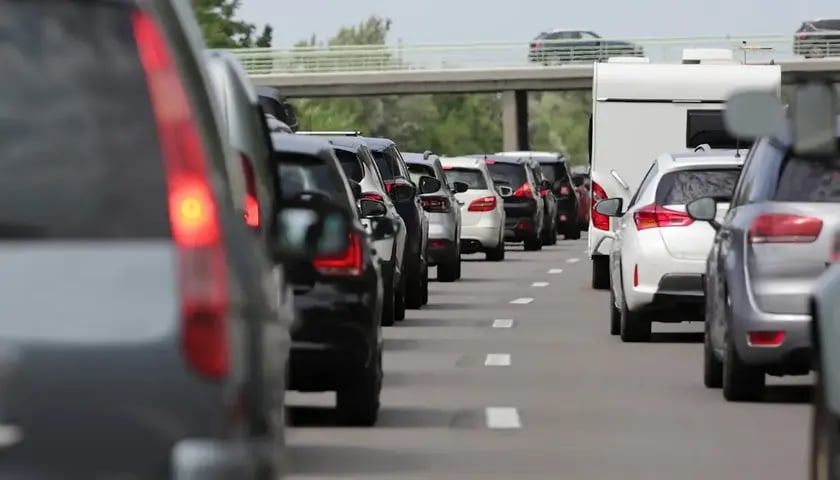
(681, 48, 735, 64)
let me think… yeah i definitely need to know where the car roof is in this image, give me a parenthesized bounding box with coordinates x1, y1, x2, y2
(660, 149, 747, 170)
(360, 136, 396, 151)
(402, 152, 439, 164)
(496, 151, 567, 163)
(467, 154, 525, 165)
(440, 156, 485, 169)
(270, 132, 335, 157)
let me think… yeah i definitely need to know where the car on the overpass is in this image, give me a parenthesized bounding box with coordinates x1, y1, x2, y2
(527, 29, 644, 65)
(794, 18, 840, 58)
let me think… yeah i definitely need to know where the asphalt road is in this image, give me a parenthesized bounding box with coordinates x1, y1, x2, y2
(284, 235, 811, 480)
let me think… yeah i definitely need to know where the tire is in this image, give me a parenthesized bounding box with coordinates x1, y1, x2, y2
(541, 220, 554, 246)
(565, 223, 581, 240)
(619, 299, 651, 342)
(609, 287, 620, 335)
(722, 331, 765, 402)
(548, 222, 558, 245)
(421, 275, 429, 305)
(380, 282, 395, 327)
(394, 274, 406, 321)
(591, 256, 610, 290)
(405, 262, 424, 309)
(336, 349, 382, 427)
(486, 239, 505, 261)
(523, 235, 542, 251)
(703, 321, 723, 388)
(437, 254, 459, 283)
(810, 371, 840, 480)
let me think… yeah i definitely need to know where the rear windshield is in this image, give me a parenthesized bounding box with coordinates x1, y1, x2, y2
(813, 20, 840, 30)
(775, 157, 840, 202)
(444, 168, 488, 190)
(333, 148, 364, 183)
(540, 163, 569, 183)
(0, 1, 170, 239)
(655, 168, 742, 205)
(487, 163, 527, 188)
(371, 150, 397, 180)
(407, 163, 435, 184)
(277, 154, 349, 206)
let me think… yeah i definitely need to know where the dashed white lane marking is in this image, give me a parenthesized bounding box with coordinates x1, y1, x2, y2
(548, 268, 564, 274)
(484, 353, 511, 366)
(566, 257, 580, 264)
(509, 297, 534, 304)
(492, 319, 515, 328)
(485, 407, 522, 429)
(531, 282, 549, 287)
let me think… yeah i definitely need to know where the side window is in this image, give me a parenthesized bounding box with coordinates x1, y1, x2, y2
(628, 162, 658, 208)
(389, 146, 409, 178)
(731, 139, 784, 206)
(580, 31, 599, 39)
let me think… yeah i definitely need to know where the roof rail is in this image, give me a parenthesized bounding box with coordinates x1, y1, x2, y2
(694, 144, 712, 152)
(297, 131, 362, 136)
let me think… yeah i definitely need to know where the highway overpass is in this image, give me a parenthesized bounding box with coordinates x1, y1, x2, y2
(228, 34, 840, 149)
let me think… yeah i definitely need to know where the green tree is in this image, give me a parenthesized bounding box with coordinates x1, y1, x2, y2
(191, 0, 273, 48)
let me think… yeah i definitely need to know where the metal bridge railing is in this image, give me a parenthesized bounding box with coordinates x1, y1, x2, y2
(225, 35, 840, 76)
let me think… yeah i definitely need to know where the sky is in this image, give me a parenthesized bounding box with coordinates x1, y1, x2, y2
(240, 0, 837, 47)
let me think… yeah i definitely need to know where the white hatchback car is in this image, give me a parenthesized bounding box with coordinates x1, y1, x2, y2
(596, 148, 746, 342)
(440, 156, 509, 261)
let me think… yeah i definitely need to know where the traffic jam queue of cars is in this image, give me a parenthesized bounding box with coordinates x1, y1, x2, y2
(0, 4, 590, 476)
(585, 53, 840, 477)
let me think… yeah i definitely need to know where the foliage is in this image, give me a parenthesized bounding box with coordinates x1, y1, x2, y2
(192, 0, 273, 48)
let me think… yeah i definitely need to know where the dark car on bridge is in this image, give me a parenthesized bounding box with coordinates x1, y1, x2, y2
(527, 29, 644, 64)
(793, 18, 840, 58)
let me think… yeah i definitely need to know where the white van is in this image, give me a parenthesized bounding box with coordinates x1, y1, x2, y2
(587, 61, 781, 289)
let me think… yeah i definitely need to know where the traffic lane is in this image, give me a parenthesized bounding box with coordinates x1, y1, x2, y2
(284, 238, 810, 479)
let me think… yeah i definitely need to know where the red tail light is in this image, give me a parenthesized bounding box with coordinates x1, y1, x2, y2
(513, 182, 533, 198)
(443, 165, 453, 170)
(797, 33, 808, 39)
(748, 214, 823, 244)
(633, 264, 639, 287)
(468, 196, 497, 212)
(421, 196, 450, 213)
(313, 232, 363, 276)
(134, 10, 228, 379)
(239, 154, 259, 229)
(747, 331, 785, 346)
(485, 160, 495, 165)
(534, 40, 543, 48)
(362, 192, 384, 202)
(539, 187, 549, 197)
(385, 183, 393, 193)
(633, 204, 694, 230)
(558, 185, 571, 196)
(590, 181, 609, 230)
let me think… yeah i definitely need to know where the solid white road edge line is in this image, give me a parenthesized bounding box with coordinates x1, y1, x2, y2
(484, 353, 511, 366)
(492, 319, 515, 328)
(509, 297, 534, 304)
(548, 268, 564, 274)
(566, 257, 580, 263)
(531, 282, 549, 287)
(485, 407, 521, 429)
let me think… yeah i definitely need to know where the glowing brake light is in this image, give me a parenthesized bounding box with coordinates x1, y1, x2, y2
(590, 181, 609, 231)
(313, 232, 363, 276)
(748, 214, 822, 244)
(362, 192, 384, 202)
(240, 154, 260, 229)
(134, 9, 228, 379)
(513, 182, 533, 198)
(385, 183, 393, 193)
(633, 204, 694, 230)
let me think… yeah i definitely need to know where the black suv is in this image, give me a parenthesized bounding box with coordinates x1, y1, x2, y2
(534, 153, 580, 240)
(527, 29, 644, 64)
(482, 155, 545, 251)
(272, 133, 393, 426)
(362, 137, 432, 309)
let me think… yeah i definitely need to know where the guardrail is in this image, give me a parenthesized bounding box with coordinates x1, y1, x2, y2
(227, 34, 840, 76)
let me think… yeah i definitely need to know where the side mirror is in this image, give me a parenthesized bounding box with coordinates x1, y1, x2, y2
(723, 91, 786, 141)
(349, 180, 362, 199)
(272, 200, 350, 261)
(594, 198, 623, 217)
(686, 197, 721, 230)
(418, 175, 441, 194)
(496, 185, 513, 197)
(453, 181, 469, 193)
(389, 183, 415, 202)
(359, 198, 387, 217)
(370, 217, 396, 240)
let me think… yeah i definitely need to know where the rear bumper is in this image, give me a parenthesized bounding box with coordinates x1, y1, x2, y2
(636, 274, 705, 321)
(461, 224, 501, 250)
(289, 282, 379, 391)
(427, 239, 456, 265)
(504, 216, 538, 240)
(426, 213, 457, 242)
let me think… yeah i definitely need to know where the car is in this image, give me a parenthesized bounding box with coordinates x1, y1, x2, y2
(692, 122, 840, 402)
(266, 114, 294, 133)
(810, 262, 840, 480)
(298, 132, 410, 324)
(404, 151, 466, 282)
(0, 1, 350, 477)
(256, 86, 299, 131)
(794, 18, 840, 58)
(572, 172, 591, 230)
(596, 149, 745, 342)
(498, 151, 580, 241)
(272, 133, 395, 426)
(477, 155, 546, 251)
(440, 156, 509, 261)
(361, 137, 434, 309)
(527, 29, 644, 65)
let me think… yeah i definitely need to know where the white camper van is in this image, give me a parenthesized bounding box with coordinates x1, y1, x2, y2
(587, 61, 781, 289)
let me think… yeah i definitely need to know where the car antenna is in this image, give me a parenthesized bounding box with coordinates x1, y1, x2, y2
(735, 138, 741, 157)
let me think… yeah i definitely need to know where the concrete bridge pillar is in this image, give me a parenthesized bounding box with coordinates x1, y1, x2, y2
(501, 90, 530, 151)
